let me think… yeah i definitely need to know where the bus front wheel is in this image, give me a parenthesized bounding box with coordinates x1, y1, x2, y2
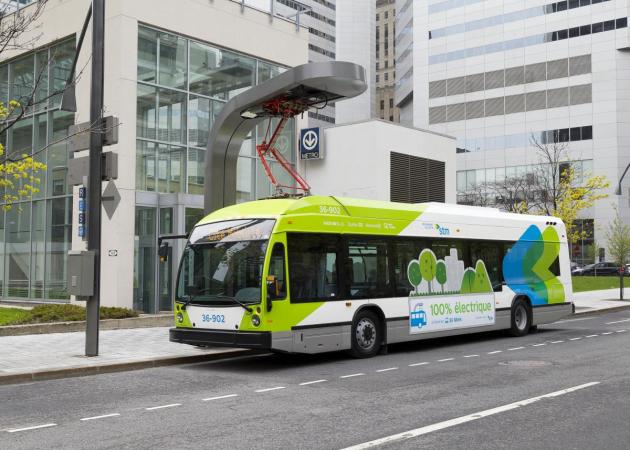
(350, 310, 382, 358)
(509, 298, 531, 337)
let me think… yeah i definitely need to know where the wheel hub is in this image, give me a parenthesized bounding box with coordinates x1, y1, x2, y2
(356, 318, 376, 349)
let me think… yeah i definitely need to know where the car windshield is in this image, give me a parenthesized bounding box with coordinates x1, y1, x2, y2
(176, 219, 274, 305)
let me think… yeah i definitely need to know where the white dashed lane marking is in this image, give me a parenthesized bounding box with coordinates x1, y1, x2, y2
(438, 358, 454, 362)
(376, 367, 398, 372)
(299, 380, 327, 386)
(255, 386, 286, 393)
(550, 341, 564, 344)
(532, 343, 546, 347)
(79, 413, 120, 421)
(508, 347, 525, 351)
(487, 350, 502, 355)
(585, 334, 599, 338)
(617, 330, 627, 333)
(463, 354, 479, 358)
(569, 337, 582, 341)
(202, 394, 238, 401)
(605, 318, 630, 325)
(145, 404, 181, 411)
(409, 362, 429, 367)
(340, 373, 365, 379)
(7, 423, 57, 433)
(601, 332, 613, 335)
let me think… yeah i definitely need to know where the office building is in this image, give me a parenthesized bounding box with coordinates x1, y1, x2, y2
(376, 0, 399, 122)
(395, 0, 630, 263)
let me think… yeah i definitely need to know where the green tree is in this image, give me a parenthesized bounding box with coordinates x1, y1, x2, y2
(472, 260, 492, 293)
(407, 260, 422, 294)
(605, 211, 630, 300)
(419, 249, 437, 294)
(435, 260, 447, 293)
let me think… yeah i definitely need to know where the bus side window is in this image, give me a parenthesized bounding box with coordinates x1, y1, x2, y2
(347, 238, 392, 299)
(287, 233, 340, 302)
(268, 243, 287, 300)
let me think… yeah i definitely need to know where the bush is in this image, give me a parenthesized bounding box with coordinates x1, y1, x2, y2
(21, 304, 139, 324)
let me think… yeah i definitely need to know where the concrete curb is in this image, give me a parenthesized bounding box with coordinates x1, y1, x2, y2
(0, 348, 256, 386)
(574, 303, 630, 317)
(0, 314, 173, 337)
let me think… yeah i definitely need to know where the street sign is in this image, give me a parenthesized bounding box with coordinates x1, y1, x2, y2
(102, 180, 121, 220)
(300, 127, 322, 160)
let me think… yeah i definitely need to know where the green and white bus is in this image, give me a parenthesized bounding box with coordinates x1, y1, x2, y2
(169, 196, 573, 357)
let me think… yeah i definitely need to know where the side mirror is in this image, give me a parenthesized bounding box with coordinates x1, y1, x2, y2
(266, 276, 280, 312)
(158, 243, 169, 262)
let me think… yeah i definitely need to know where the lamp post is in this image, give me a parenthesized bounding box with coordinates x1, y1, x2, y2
(615, 162, 630, 195)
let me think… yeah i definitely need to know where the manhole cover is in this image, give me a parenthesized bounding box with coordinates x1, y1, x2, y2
(499, 360, 551, 367)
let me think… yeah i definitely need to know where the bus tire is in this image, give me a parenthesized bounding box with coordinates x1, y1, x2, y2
(350, 310, 382, 358)
(509, 298, 531, 337)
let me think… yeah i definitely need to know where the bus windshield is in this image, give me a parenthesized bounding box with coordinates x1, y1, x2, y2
(176, 219, 274, 306)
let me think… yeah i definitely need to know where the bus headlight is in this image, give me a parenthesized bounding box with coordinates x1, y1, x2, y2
(177, 312, 184, 324)
(251, 315, 261, 327)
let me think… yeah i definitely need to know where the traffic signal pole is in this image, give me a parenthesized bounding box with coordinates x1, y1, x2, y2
(85, 0, 105, 357)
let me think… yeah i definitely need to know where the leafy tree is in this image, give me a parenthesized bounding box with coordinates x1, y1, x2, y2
(419, 249, 437, 294)
(435, 260, 447, 293)
(605, 211, 630, 300)
(407, 260, 422, 294)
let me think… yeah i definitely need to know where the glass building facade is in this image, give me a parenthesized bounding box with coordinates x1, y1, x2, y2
(134, 26, 296, 313)
(0, 38, 75, 301)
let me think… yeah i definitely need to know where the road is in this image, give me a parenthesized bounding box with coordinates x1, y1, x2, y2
(2, 310, 630, 449)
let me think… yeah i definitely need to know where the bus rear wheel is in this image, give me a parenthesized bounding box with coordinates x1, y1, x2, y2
(509, 298, 531, 337)
(350, 310, 382, 358)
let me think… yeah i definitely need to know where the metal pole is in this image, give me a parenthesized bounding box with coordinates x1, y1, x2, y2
(86, 0, 105, 357)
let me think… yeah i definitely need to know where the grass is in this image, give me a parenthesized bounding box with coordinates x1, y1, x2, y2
(0, 304, 139, 326)
(572, 276, 627, 293)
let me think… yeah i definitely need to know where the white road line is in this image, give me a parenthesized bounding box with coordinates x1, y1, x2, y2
(340, 382, 600, 450)
(617, 329, 627, 333)
(299, 379, 327, 386)
(145, 403, 181, 411)
(340, 373, 365, 379)
(202, 394, 238, 401)
(605, 318, 630, 325)
(585, 334, 599, 338)
(601, 332, 613, 335)
(408, 362, 429, 367)
(550, 341, 564, 344)
(376, 367, 398, 372)
(569, 337, 582, 341)
(80, 413, 120, 422)
(463, 354, 479, 358)
(532, 343, 546, 347)
(438, 358, 454, 362)
(255, 386, 286, 393)
(508, 347, 525, 351)
(7, 423, 57, 433)
(487, 350, 502, 354)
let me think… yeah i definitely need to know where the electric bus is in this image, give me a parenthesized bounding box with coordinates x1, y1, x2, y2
(169, 196, 573, 358)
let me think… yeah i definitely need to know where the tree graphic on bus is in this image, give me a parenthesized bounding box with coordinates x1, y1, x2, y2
(407, 248, 492, 296)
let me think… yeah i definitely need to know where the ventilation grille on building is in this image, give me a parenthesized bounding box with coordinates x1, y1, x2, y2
(505, 93, 525, 114)
(446, 76, 466, 95)
(429, 80, 447, 98)
(447, 102, 466, 122)
(466, 73, 484, 93)
(429, 105, 446, 124)
(505, 67, 525, 86)
(485, 97, 504, 116)
(525, 62, 546, 83)
(526, 91, 547, 111)
(570, 84, 592, 105)
(547, 87, 569, 107)
(485, 69, 504, 89)
(390, 152, 445, 204)
(547, 58, 569, 80)
(569, 55, 591, 76)
(466, 100, 484, 119)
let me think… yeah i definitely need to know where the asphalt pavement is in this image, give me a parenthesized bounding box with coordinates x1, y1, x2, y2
(2, 311, 630, 450)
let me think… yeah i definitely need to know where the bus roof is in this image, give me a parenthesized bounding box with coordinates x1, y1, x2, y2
(199, 195, 559, 226)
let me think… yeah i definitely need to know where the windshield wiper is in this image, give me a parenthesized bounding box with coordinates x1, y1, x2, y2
(211, 294, 253, 313)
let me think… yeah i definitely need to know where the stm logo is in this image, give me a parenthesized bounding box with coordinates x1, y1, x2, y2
(435, 224, 450, 236)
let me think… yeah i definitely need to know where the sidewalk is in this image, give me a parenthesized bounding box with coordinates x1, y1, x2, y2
(1, 289, 629, 386)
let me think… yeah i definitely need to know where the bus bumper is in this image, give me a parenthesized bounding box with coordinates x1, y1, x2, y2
(169, 327, 271, 349)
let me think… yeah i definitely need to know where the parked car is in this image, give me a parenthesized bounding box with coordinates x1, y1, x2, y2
(572, 263, 592, 276)
(579, 262, 620, 276)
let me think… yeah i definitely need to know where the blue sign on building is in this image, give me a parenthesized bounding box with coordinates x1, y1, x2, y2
(299, 127, 322, 160)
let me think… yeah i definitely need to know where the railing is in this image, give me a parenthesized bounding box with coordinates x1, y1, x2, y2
(230, 0, 312, 31)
